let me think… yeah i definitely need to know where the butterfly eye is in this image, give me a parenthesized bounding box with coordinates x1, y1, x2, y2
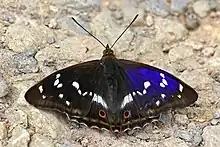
(99, 110, 106, 118)
(123, 110, 130, 119)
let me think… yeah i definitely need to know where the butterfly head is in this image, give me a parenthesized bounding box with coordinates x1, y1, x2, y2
(102, 44, 114, 57)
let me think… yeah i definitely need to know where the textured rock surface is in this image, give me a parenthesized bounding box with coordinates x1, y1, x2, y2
(0, 0, 219, 146)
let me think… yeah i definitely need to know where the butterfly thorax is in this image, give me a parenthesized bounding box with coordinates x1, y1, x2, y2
(99, 52, 127, 124)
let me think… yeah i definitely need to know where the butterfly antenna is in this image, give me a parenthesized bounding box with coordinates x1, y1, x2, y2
(71, 17, 106, 48)
(110, 14, 138, 49)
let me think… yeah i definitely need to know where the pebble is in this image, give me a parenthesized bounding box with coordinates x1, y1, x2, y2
(193, 0, 217, 18)
(145, 15, 154, 27)
(202, 47, 215, 57)
(188, 41, 204, 51)
(46, 36, 56, 44)
(183, 7, 200, 30)
(0, 75, 8, 98)
(214, 109, 220, 119)
(0, 122, 7, 140)
(12, 52, 38, 73)
(210, 118, 220, 125)
(48, 18, 58, 29)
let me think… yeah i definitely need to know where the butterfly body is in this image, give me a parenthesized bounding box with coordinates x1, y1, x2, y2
(25, 44, 198, 133)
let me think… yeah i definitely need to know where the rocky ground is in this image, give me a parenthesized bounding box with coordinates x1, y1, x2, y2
(0, 0, 220, 147)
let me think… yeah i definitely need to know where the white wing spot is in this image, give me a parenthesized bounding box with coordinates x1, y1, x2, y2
(57, 83, 63, 88)
(143, 89, 147, 94)
(38, 85, 43, 93)
(42, 95, 46, 99)
(137, 91, 142, 96)
(156, 100, 160, 106)
(72, 81, 79, 89)
(179, 84, 183, 92)
(56, 73, 61, 79)
(160, 73, 165, 78)
(177, 94, 182, 98)
(162, 79, 168, 86)
(82, 92, 88, 96)
(160, 82, 165, 88)
(54, 79, 59, 86)
(78, 89, 82, 95)
(92, 94, 108, 109)
(66, 100, 70, 106)
(144, 81, 151, 89)
(121, 94, 133, 108)
(58, 94, 64, 99)
(161, 94, 166, 99)
(89, 92, 93, 96)
(132, 92, 136, 96)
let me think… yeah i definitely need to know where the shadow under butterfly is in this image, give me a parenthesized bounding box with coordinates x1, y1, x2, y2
(25, 14, 198, 134)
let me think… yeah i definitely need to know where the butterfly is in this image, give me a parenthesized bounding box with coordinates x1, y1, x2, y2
(25, 14, 198, 134)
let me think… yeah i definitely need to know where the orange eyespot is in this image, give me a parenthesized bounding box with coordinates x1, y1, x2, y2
(124, 110, 130, 119)
(99, 110, 106, 118)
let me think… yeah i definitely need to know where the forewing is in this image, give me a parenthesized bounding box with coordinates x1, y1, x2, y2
(25, 60, 102, 118)
(118, 59, 198, 118)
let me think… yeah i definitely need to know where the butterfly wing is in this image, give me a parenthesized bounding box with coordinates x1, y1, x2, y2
(25, 60, 102, 118)
(117, 59, 198, 128)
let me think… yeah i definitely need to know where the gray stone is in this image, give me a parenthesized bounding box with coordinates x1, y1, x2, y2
(0, 75, 8, 97)
(60, 141, 81, 147)
(205, 58, 220, 82)
(174, 130, 193, 142)
(193, 0, 217, 18)
(170, 0, 192, 13)
(5, 108, 28, 128)
(25, 107, 69, 139)
(202, 125, 220, 147)
(29, 134, 53, 147)
(0, 122, 7, 140)
(12, 52, 38, 73)
(174, 114, 189, 125)
(140, 0, 170, 17)
(159, 137, 188, 147)
(174, 129, 202, 146)
(5, 20, 52, 53)
(168, 45, 194, 62)
(62, 16, 91, 35)
(154, 18, 187, 43)
(122, 0, 145, 24)
(7, 126, 30, 147)
(52, 0, 100, 10)
(90, 11, 134, 53)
